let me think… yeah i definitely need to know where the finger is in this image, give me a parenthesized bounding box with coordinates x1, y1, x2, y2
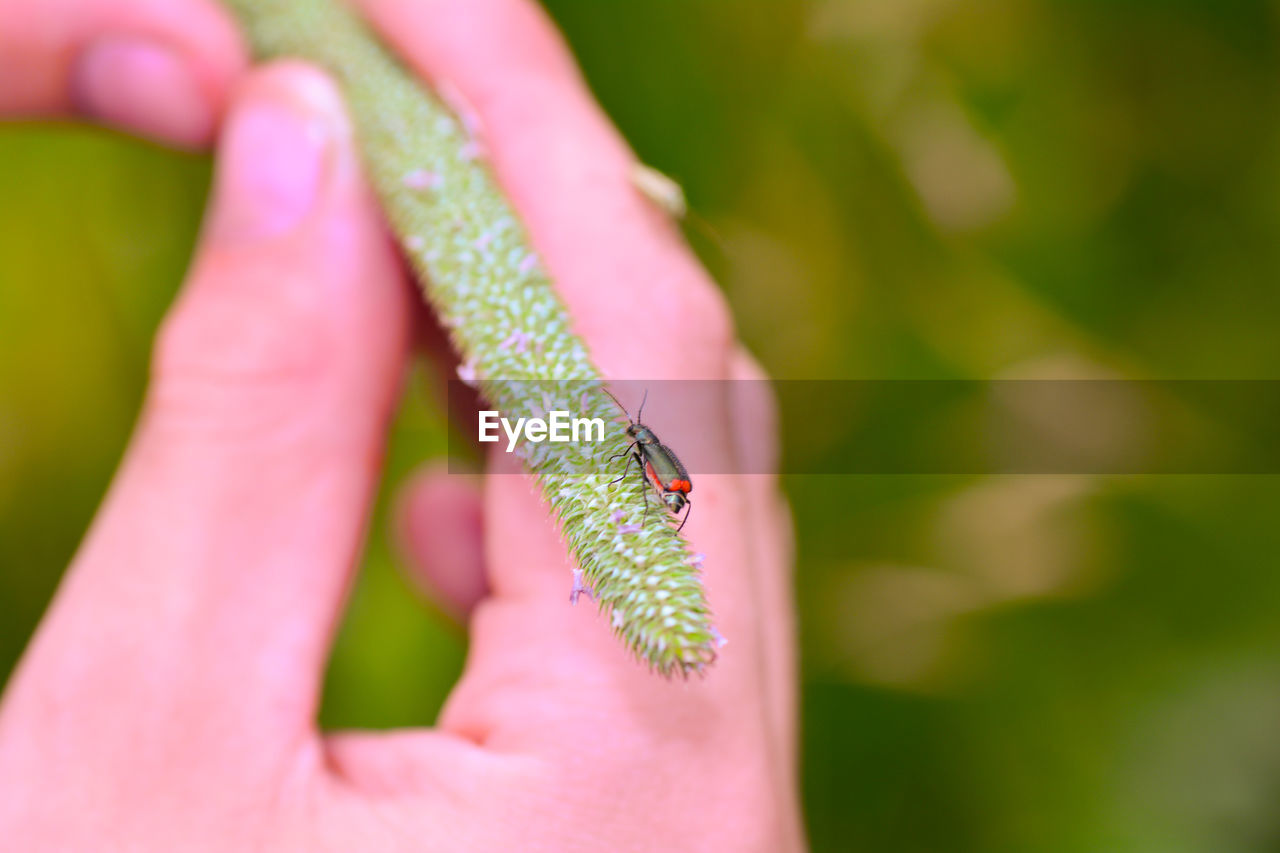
(356, 0, 734, 379)
(1, 64, 410, 759)
(394, 463, 487, 621)
(0, 0, 245, 146)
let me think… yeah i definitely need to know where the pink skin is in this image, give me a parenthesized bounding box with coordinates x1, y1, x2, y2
(0, 0, 802, 851)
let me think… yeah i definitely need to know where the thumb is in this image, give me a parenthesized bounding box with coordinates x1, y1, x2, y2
(2, 62, 410, 763)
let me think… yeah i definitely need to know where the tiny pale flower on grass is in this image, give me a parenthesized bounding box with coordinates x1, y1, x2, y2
(221, 0, 719, 676)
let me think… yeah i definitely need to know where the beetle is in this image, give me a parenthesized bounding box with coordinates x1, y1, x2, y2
(603, 388, 693, 532)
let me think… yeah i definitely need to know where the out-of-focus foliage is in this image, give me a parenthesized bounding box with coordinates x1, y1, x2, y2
(3, 1, 1280, 851)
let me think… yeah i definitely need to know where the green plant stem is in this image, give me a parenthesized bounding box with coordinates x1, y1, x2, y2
(220, 0, 718, 676)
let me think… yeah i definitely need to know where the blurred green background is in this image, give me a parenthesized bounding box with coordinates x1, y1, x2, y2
(4, 1, 1280, 850)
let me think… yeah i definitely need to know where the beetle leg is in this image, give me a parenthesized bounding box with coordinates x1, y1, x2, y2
(605, 444, 633, 465)
(627, 451, 651, 526)
(676, 496, 692, 533)
(607, 441, 638, 484)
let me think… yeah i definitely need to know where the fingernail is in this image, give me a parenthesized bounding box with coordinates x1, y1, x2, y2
(73, 36, 214, 146)
(206, 93, 331, 246)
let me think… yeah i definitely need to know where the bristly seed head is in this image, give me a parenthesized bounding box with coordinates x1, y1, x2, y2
(222, 0, 718, 678)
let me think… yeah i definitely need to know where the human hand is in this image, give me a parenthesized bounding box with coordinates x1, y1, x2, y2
(0, 1, 802, 850)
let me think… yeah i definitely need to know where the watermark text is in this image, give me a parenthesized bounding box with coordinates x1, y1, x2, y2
(478, 410, 606, 453)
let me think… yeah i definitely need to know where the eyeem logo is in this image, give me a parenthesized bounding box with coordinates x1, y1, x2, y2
(478, 411, 607, 453)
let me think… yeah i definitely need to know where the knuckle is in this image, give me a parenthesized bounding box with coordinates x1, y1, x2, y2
(689, 283, 736, 353)
(731, 345, 780, 425)
(659, 273, 736, 361)
(153, 297, 327, 393)
(148, 267, 334, 440)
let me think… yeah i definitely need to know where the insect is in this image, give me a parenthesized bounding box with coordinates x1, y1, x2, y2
(604, 388, 693, 532)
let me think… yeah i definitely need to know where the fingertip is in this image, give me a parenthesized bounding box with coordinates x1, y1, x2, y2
(72, 36, 216, 145)
(201, 61, 352, 248)
(229, 59, 348, 120)
(395, 463, 488, 620)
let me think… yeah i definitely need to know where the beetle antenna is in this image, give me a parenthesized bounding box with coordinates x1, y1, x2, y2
(600, 385, 632, 422)
(637, 388, 649, 424)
